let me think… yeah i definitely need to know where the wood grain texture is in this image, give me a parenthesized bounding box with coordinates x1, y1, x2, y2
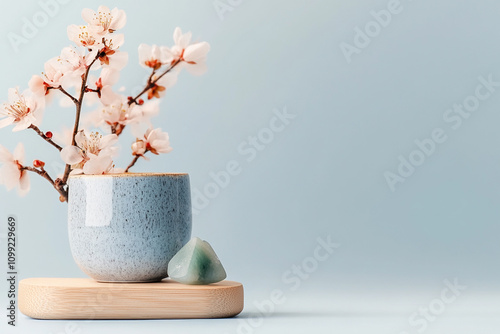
(19, 278, 244, 320)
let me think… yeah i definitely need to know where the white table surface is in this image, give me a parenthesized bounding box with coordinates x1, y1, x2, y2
(6, 287, 500, 334)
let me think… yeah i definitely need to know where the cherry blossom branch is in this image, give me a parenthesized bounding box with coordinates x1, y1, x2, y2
(145, 68, 157, 88)
(85, 87, 99, 94)
(110, 61, 181, 137)
(57, 86, 78, 105)
(29, 124, 63, 151)
(124, 156, 140, 172)
(125, 151, 148, 172)
(22, 166, 68, 201)
(61, 54, 100, 184)
(127, 59, 181, 106)
(109, 62, 180, 137)
(73, 56, 99, 137)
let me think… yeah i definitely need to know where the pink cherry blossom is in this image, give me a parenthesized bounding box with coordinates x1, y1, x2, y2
(82, 6, 126, 36)
(147, 71, 178, 100)
(59, 46, 93, 89)
(30, 47, 89, 99)
(60, 130, 118, 175)
(92, 97, 160, 135)
(29, 56, 68, 99)
(162, 27, 210, 75)
(61, 47, 89, 73)
(132, 100, 160, 125)
(97, 99, 133, 133)
(41, 57, 67, 86)
(0, 88, 44, 132)
(67, 24, 100, 49)
(95, 68, 121, 105)
(131, 140, 147, 157)
(0, 7, 212, 201)
(28, 75, 50, 99)
(97, 34, 128, 70)
(0, 143, 30, 196)
(79, 68, 120, 108)
(143, 128, 173, 155)
(138, 44, 168, 70)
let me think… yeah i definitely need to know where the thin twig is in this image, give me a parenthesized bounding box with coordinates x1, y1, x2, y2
(128, 59, 181, 106)
(22, 166, 68, 202)
(112, 62, 179, 136)
(29, 125, 63, 151)
(62, 55, 100, 184)
(146, 68, 157, 86)
(117, 61, 180, 136)
(124, 155, 141, 173)
(57, 86, 78, 105)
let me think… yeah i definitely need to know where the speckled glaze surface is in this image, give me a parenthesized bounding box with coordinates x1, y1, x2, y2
(68, 173, 192, 282)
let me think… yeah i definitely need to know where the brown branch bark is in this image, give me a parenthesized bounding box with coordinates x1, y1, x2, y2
(124, 155, 141, 173)
(61, 55, 100, 185)
(29, 125, 63, 151)
(114, 61, 181, 137)
(127, 59, 181, 106)
(22, 166, 68, 202)
(57, 86, 78, 105)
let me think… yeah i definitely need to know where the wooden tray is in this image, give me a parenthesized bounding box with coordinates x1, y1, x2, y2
(19, 278, 244, 320)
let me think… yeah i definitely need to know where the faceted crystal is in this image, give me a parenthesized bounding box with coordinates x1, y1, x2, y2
(167, 237, 227, 284)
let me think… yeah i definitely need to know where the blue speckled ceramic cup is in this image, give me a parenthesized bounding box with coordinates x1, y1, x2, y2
(68, 173, 192, 282)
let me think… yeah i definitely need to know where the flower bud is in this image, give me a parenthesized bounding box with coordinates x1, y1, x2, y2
(45, 131, 53, 139)
(138, 99, 144, 105)
(131, 140, 146, 156)
(33, 160, 45, 168)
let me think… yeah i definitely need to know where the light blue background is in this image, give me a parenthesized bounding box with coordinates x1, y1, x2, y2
(1, 0, 500, 333)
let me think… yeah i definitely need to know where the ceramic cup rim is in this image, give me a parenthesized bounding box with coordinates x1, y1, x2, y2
(69, 172, 188, 179)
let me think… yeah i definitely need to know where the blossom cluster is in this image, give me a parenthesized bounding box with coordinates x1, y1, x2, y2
(0, 6, 210, 201)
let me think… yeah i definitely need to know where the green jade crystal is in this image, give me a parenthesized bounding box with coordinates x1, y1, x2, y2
(168, 237, 227, 285)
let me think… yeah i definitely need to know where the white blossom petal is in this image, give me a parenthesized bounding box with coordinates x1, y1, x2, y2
(160, 46, 174, 64)
(11, 119, 31, 132)
(70, 168, 84, 175)
(107, 33, 124, 48)
(1, 88, 42, 132)
(61, 146, 83, 165)
(110, 7, 126, 31)
(0, 163, 20, 190)
(99, 134, 118, 150)
(13, 142, 25, 163)
(101, 68, 120, 86)
(184, 62, 208, 76)
(0, 143, 26, 194)
(74, 130, 86, 148)
(0, 117, 14, 129)
(67, 24, 99, 48)
(17, 171, 30, 196)
(138, 44, 151, 64)
(173, 27, 191, 49)
(81, 8, 95, 24)
(156, 71, 178, 90)
(183, 42, 210, 63)
(151, 140, 173, 154)
(28, 75, 47, 97)
(83, 155, 113, 175)
(100, 86, 122, 105)
(0, 144, 13, 162)
(107, 51, 128, 70)
(132, 140, 146, 156)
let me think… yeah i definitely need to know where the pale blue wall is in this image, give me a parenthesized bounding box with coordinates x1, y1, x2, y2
(0, 0, 499, 295)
